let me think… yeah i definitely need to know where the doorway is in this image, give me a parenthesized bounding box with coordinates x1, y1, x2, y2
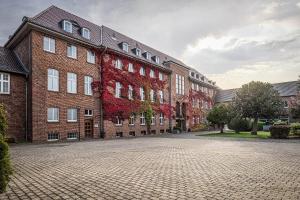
(84, 119, 93, 138)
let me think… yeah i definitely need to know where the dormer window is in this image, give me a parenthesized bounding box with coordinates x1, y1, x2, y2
(122, 42, 129, 52)
(196, 74, 199, 79)
(190, 72, 195, 77)
(201, 76, 204, 81)
(136, 48, 141, 57)
(63, 20, 72, 33)
(81, 28, 90, 40)
(153, 56, 160, 64)
(144, 52, 151, 60)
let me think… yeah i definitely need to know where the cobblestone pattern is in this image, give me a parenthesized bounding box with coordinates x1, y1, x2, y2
(1, 135, 300, 199)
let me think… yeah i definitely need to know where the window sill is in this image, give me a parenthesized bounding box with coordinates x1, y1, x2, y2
(47, 139, 59, 142)
(0, 92, 10, 95)
(47, 121, 59, 123)
(67, 56, 78, 60)
(44, 50, 55, 54)
(67, 121, 78, 123)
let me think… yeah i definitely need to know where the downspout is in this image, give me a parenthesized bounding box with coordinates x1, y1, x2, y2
(25, 75, 28, 141)
(169, 72, 172, 132)
(98, 46, 107, 138)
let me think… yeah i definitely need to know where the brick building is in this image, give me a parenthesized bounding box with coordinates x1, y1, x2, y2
(0, 6, 216, 142)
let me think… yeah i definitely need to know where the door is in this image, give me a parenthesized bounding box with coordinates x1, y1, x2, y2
(84, 119, 93, 138)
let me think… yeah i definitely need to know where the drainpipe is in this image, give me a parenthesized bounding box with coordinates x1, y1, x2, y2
(98, 47, 107, 138)
(25, 75, 28, 141)
(169, 73, 172, 132)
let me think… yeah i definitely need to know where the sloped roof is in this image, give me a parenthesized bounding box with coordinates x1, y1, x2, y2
(216, 81, 298, 103)
(0, 47, 27, 74)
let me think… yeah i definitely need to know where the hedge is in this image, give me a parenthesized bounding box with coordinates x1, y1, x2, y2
(269, 125, 290, 139)
(0, 136, 13, 193)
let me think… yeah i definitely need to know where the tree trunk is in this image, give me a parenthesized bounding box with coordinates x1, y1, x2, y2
(251, 117, 258, 135)
(220, 123, 224, 133)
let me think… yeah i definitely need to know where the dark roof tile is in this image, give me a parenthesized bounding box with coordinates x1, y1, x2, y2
(0, 47, 26, 74)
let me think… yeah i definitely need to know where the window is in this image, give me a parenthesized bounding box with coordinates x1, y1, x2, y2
(139, 67, 145, 76)
(87, 50, 95, 64)
(192, 83, 195, 90)
(140, 113, 145, 125)
(150, 69, 155, 78)
(196, 84, 199, 91)
(47, 108, 59, 122)
(175, 74, 185, 95)
(81, 28, 90, 39)
(128, 85, 133, 100)
(145, 52, 151, 60)
(129, 114, 135, 125)
(67, 132, 78, 140)
(159, 90, 163, 104)
(159, 113, 164, 125)
(115, 59, 123, 69)
(84, 76, 93, 95)
(67, 45, 77, 59)
(85, 109, 93, 116)
(122, 42, 129, 52)
(135, 48, 141, 57)
(284, 101, 288, 108)
(43, 37, 55, 53)
(129, 131, 135, 136)
(115, 116, 122, 126)
(63, 20, 72, 33)
(140, 87, 145, 101)
(128, 63, 134, 72)
(115, 82, 122, 98)
(0, 73, 10, 94)
(67, 108, 77, 122)
(150, 89, 154, 102)
(67, 73, 77, 93)
(151, 114, 155, 125)
(159, 72, 163, 81)
(154, 56, 160, 64)
(48, 69, 59, 91)
(48, 132, 59, 141)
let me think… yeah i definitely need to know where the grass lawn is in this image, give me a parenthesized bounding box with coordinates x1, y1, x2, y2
(197, 131, 271, 139)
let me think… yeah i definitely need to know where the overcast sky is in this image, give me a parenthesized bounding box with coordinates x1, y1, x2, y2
(0, 0, 299, 89)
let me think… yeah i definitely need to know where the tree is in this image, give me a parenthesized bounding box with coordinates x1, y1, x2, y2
(233, 81, 283, 135)
(0, 104, 8, 138)
(290, 76, 300, 119)
(207, 104, 230, 133)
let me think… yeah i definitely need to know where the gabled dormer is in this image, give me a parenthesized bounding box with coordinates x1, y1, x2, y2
(152, 56, 160, 64)
(143, 51, 151, 60)
(119, 42, 129, 52)
(81, 27, 90, 40)
(132, 48, 141, 57)
(62, 20, 72, 33)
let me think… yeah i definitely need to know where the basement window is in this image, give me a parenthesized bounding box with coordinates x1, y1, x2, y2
(47, 132, 59, 141)
(67, 132, 78, 140)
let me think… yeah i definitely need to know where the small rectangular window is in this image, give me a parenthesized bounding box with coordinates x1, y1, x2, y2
(129, 131, 135, 136)
(122, 43, 129, 52)
(159, 72, 163, 81)
(140, 87, 145, 101)
(128, 63, 134, 72)
(129, 114, 135, 125)
(67, 45, 77, 59)
(139, 67, 145, 76)
(48, 132, 59, 141)
(67, 73, 77, 93)
(115, 116, 122, 126)
(159, 90, 163, 104)
(115, 82, 122, 98)
(43, 37, 55, 53)
(67, 109, 77, 122)
(48, 108, 59, 122)
(82, 28, 90, 39)
(128, 85, 133, 100)
(63, 20, 72, 33)
(151, 114, 155, 125)
(84, 109, 93, 116)
(0, 73, 10, 94)
(140, 113, 145, 125)
(115, 59, 123, 69)
(150, 70, 155, 78)
(84, 76, 93, 95)
(67, 132, 78, 140)
(136, 48, 141, 57)
(87, 50, 95, 64)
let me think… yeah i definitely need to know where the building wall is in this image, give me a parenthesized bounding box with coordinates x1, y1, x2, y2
(0, 73, 26, 141)
(30, 30, 101, 142)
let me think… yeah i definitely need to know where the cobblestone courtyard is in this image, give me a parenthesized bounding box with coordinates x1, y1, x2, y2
(1, 134, 300, 200)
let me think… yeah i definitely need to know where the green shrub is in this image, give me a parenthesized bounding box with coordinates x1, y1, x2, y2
(290, 123, 300, 135)
(190, 123, 208, 132)
(273, 120, 288, 125)
(0, 135, 13, 193)
(228, 117, 252, 133)
(0, 104, 8, 138)
(269, 125, 290, 139)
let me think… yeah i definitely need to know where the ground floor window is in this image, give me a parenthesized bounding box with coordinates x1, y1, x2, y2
(84, 109, 93, 116)
(129, 114, 135, 125)
(160, 129, 165, 133)
(129, 131, 135, 136)
(116, 132, 123, 137)
(115, 116, 123, 126)
(67, 132, 78, 140)
(47, 132, 59, 141)
(159, 113, 164, 125)
(47, 108, 59, 122)
(151, 114, 155, 125)
(140, 113, 145, 125)
(141, 130, 146, 135)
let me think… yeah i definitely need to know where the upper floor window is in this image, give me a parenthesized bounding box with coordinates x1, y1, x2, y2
(85, 109, 93, 116)
(150, 69, 155, 78)
(115, 59, 123, 69)
(48, 69, 59, 91)
(159, 113, 164, 125)
(128, 63, 134, 72)
(151, 114, 155, 125)
(135, 48, 141, 57)
(115, 82, 122, 98)
(43, 37, 55, 53)
(139, 67, 145, 76)
(196, 84, 199, 91)
(0, 73, 10, 94)
(284, 100, 288, 108)
(140, 113, 145, 125)
(84, 76, 93, 95)
(67, 45, 77, 59)
(159, 90, 163, 104)
(154, 56, 160, 64)
(140, 87, 145, 101)
(128, 85, 133, 100)
(122, 42, 129, 52)
(67, 108, 77, 122)
(67, 73, 77, 94)
(115, 116, 123, 126)
(87, 50, 95, 64)
(150, 89, 154, 102)
(144, 52, 151, 60)
(81, 28, 90, 40)
(159, 72, 163, 81)
(175, 74, 185, 95)
(63, 20, 72, 33)
(191, 83, 195, 90)
(47, 108, 59, 122)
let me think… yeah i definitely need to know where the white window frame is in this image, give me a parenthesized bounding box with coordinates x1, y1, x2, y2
(67, 73, 77, 94)
(115, 116, 122, 126)
(140, 87, 145, 101)
(43, 37, 55, 53)
(0, 73, 10, 94)
(151, 114, 155, 125)
(129, 114, 135, 125)
(159, 72, 163, 81)
(145, 52, 151, 60)
(63, 20, 72, 33)
(84, 76, 93, 95)
(122, 43, 129, 52)
(47, 108, 59, 122)
(67, 108, 78, 122)
(67, 44, 77, 59)
(128, 85, 133, 100)
(115, 82, 122, 98)
(139, 67, 145, 76)
(67, 132, 78, 140)
(84, 109, 93, 116)
(115, 59, 123, 69)
(87, 50, 95, 64)
(82, 28, 91, 40)
(136, 48, 141, 57)
(159, 113, 164, 125)
(140, 113, 145, 125)
(155, 56, 160, 64)
(128, 63, 134, 72)
(48, 69, 59, 92)
(176, 74, 185, 95)
(150, 69, 155, 78)
(150, 89, 154, 102)
(48, 132, 59, 141)
(159, 90, 163, 104)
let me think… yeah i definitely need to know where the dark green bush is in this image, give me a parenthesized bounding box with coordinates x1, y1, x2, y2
(228, 117, 252, 133)
(269, 125, 290, 139)
(290, 123, 300, 136)
(0, 136, 13, 193)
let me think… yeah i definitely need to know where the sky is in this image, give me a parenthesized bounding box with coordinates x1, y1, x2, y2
(0, 0, 299, 89)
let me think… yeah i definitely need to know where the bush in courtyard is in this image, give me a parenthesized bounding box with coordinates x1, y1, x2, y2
(190, 123, 208, 132)
(269, 125, 290, 139)
(257, 121, 265, 131)
(228, 117, 252, 133)
(290, 123, 300, 136)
